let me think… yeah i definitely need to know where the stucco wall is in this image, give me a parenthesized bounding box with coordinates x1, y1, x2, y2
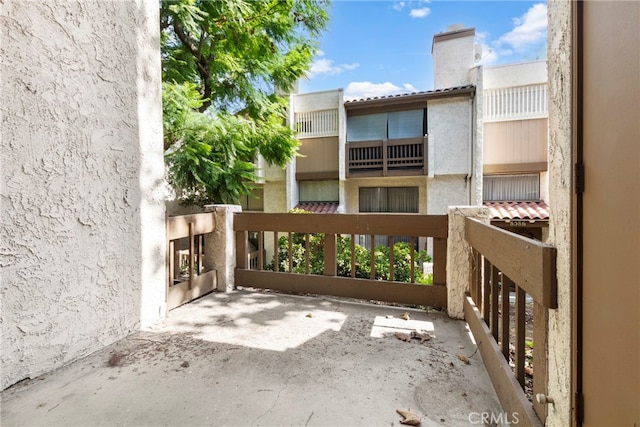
(432, 29, 475, 90)
(428, 98, 473, 176)
(546, 1, 573, 424)
(292, 89, 343, 112)
(483, 60, 547, 89)
(0, 0, 165, 390)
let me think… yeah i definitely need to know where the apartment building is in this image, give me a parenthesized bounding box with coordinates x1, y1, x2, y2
(482, 60, 549, 241)
(252, 25, 483, 225)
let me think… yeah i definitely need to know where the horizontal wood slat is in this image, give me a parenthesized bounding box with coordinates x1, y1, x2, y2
(464, 217, 557, 308)
(464, 296, 543, 427)
(167, 213, 215, 240)
(167, 270, 217, 310)
(236, 269, 447, 308)
(235, 213, 448, 238)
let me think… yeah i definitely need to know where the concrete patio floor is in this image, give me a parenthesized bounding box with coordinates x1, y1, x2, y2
(2, 289, 503, 426)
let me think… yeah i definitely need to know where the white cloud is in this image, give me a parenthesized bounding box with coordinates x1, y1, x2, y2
(409, 7, 430, 18)
(307, 56, 360, 78)
(497, 3, 547, 51)
(393, 1, 406, 11)
(345, 81, 416, 101)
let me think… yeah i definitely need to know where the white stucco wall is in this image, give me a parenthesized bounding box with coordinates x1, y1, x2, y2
(426, 176, 472, 215)
(545, 1, 573, 424)
(432, 28, 475, 90)
(292, 89, 343, 112)
(483, 60, 547, 90)
(428, 97, 473, 176)
(0, 0, 165, 390)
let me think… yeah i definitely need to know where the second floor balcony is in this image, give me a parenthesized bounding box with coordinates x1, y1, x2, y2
(347, 136, 427, 178)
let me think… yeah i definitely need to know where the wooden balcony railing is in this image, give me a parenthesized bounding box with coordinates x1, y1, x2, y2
(166, 213, 217, 310)
(463, 217, 557, 427)
(234, 213, 447, 308)
(347, 136, 427, 177)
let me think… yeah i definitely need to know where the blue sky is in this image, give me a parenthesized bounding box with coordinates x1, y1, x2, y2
(299, 1, 547, 99)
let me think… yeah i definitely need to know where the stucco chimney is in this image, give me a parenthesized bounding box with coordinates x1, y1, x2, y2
(432, 24, 475, 89)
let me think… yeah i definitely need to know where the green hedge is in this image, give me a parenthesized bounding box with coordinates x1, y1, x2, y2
(266, 233, 433, 284)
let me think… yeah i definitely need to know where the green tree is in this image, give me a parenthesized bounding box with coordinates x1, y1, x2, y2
(161, 0, 330, 206)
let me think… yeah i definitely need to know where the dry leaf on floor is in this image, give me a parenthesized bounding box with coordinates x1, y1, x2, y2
(525, 366, 534, 376)
(395, 332, 412, 342)
(410, 331, 432, 343)
(402, 312, 411, 321)
(457, 353, 470, 364)
(397, 408, 421, 426)
(306, 313, 313, 318)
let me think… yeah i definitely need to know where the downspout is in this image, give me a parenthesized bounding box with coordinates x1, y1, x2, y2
(467, 96, 474, 205)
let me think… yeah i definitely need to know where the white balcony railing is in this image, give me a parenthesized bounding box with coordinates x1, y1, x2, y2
(294, 109, 339, 138)
(483, 84, 548, 122)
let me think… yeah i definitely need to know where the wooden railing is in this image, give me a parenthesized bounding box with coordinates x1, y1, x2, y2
(347, 136, 427, 177)
(234, 213, 447, 308)
(166, 213, 217, 310)
(464, 217, 556, 427)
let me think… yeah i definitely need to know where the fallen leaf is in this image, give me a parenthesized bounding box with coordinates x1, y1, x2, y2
(396, 408, 421, 426)
(181, 361, 189, 368)
(394, 332, 412, 342)
(402, 312, 411, 321)
(410, 331, 432, 343)
(457, 353, 470, 364)
(306, 313, 313, 318)
(525, 366, 534, 376)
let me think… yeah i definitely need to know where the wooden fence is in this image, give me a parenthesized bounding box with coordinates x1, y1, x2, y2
(464, 217, 557, 427)
(234, 213, 447, 308)
(166, 213, 217, 310)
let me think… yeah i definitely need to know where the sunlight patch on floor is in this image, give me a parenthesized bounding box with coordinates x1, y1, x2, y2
(369, 315, 436, 338)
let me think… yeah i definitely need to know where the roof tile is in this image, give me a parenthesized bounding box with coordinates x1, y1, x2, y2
(294, 202, 339, 214)
(484, 201, 549, 221)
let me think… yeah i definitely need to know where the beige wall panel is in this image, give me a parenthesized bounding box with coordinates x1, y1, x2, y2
(484, 119, 548, 165)
(296, 136, 339, 175)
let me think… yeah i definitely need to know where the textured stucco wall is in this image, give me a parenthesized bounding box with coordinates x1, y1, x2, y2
(292, 89, 343, 112)
(432, 29, 475, 90)
(428, 98, 473, 176)
(0, 0, 165, 389)
(446, 206, 490, 319)
(426, 176, 471, 215)
(546, 1, 573, 424)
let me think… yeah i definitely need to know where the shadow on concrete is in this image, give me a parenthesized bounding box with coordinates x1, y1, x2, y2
(1, 290, 503, 426)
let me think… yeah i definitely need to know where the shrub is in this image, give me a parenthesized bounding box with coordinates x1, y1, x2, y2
(266, 234, 432, 284)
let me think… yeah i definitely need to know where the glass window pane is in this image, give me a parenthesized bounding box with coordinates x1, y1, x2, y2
(388, 109, 424, 139)
(347, 113, 387, 141)
(483, 174, 540, 201)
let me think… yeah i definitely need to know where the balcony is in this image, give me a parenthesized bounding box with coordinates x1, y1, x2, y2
(3, 208, 556, 427)
(347, 136, 427, 177)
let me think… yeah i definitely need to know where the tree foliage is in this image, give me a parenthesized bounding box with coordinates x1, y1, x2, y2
(161, 0, 330, 206)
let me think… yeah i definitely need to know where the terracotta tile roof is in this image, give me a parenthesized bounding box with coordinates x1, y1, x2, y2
(484, 201, 550, 221)
(295, 202, 340, 214)
(344, 85, 476, 104)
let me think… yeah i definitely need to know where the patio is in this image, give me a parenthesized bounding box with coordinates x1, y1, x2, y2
(1, 289, 503, 426)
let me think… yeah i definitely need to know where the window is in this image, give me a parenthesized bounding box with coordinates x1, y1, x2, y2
(359, 187, 419, 213)
(483, 174, 540, 201)
(299, 180, 339, 202)
(358, 187, 419, 249)
(347, 109, 425, 142)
